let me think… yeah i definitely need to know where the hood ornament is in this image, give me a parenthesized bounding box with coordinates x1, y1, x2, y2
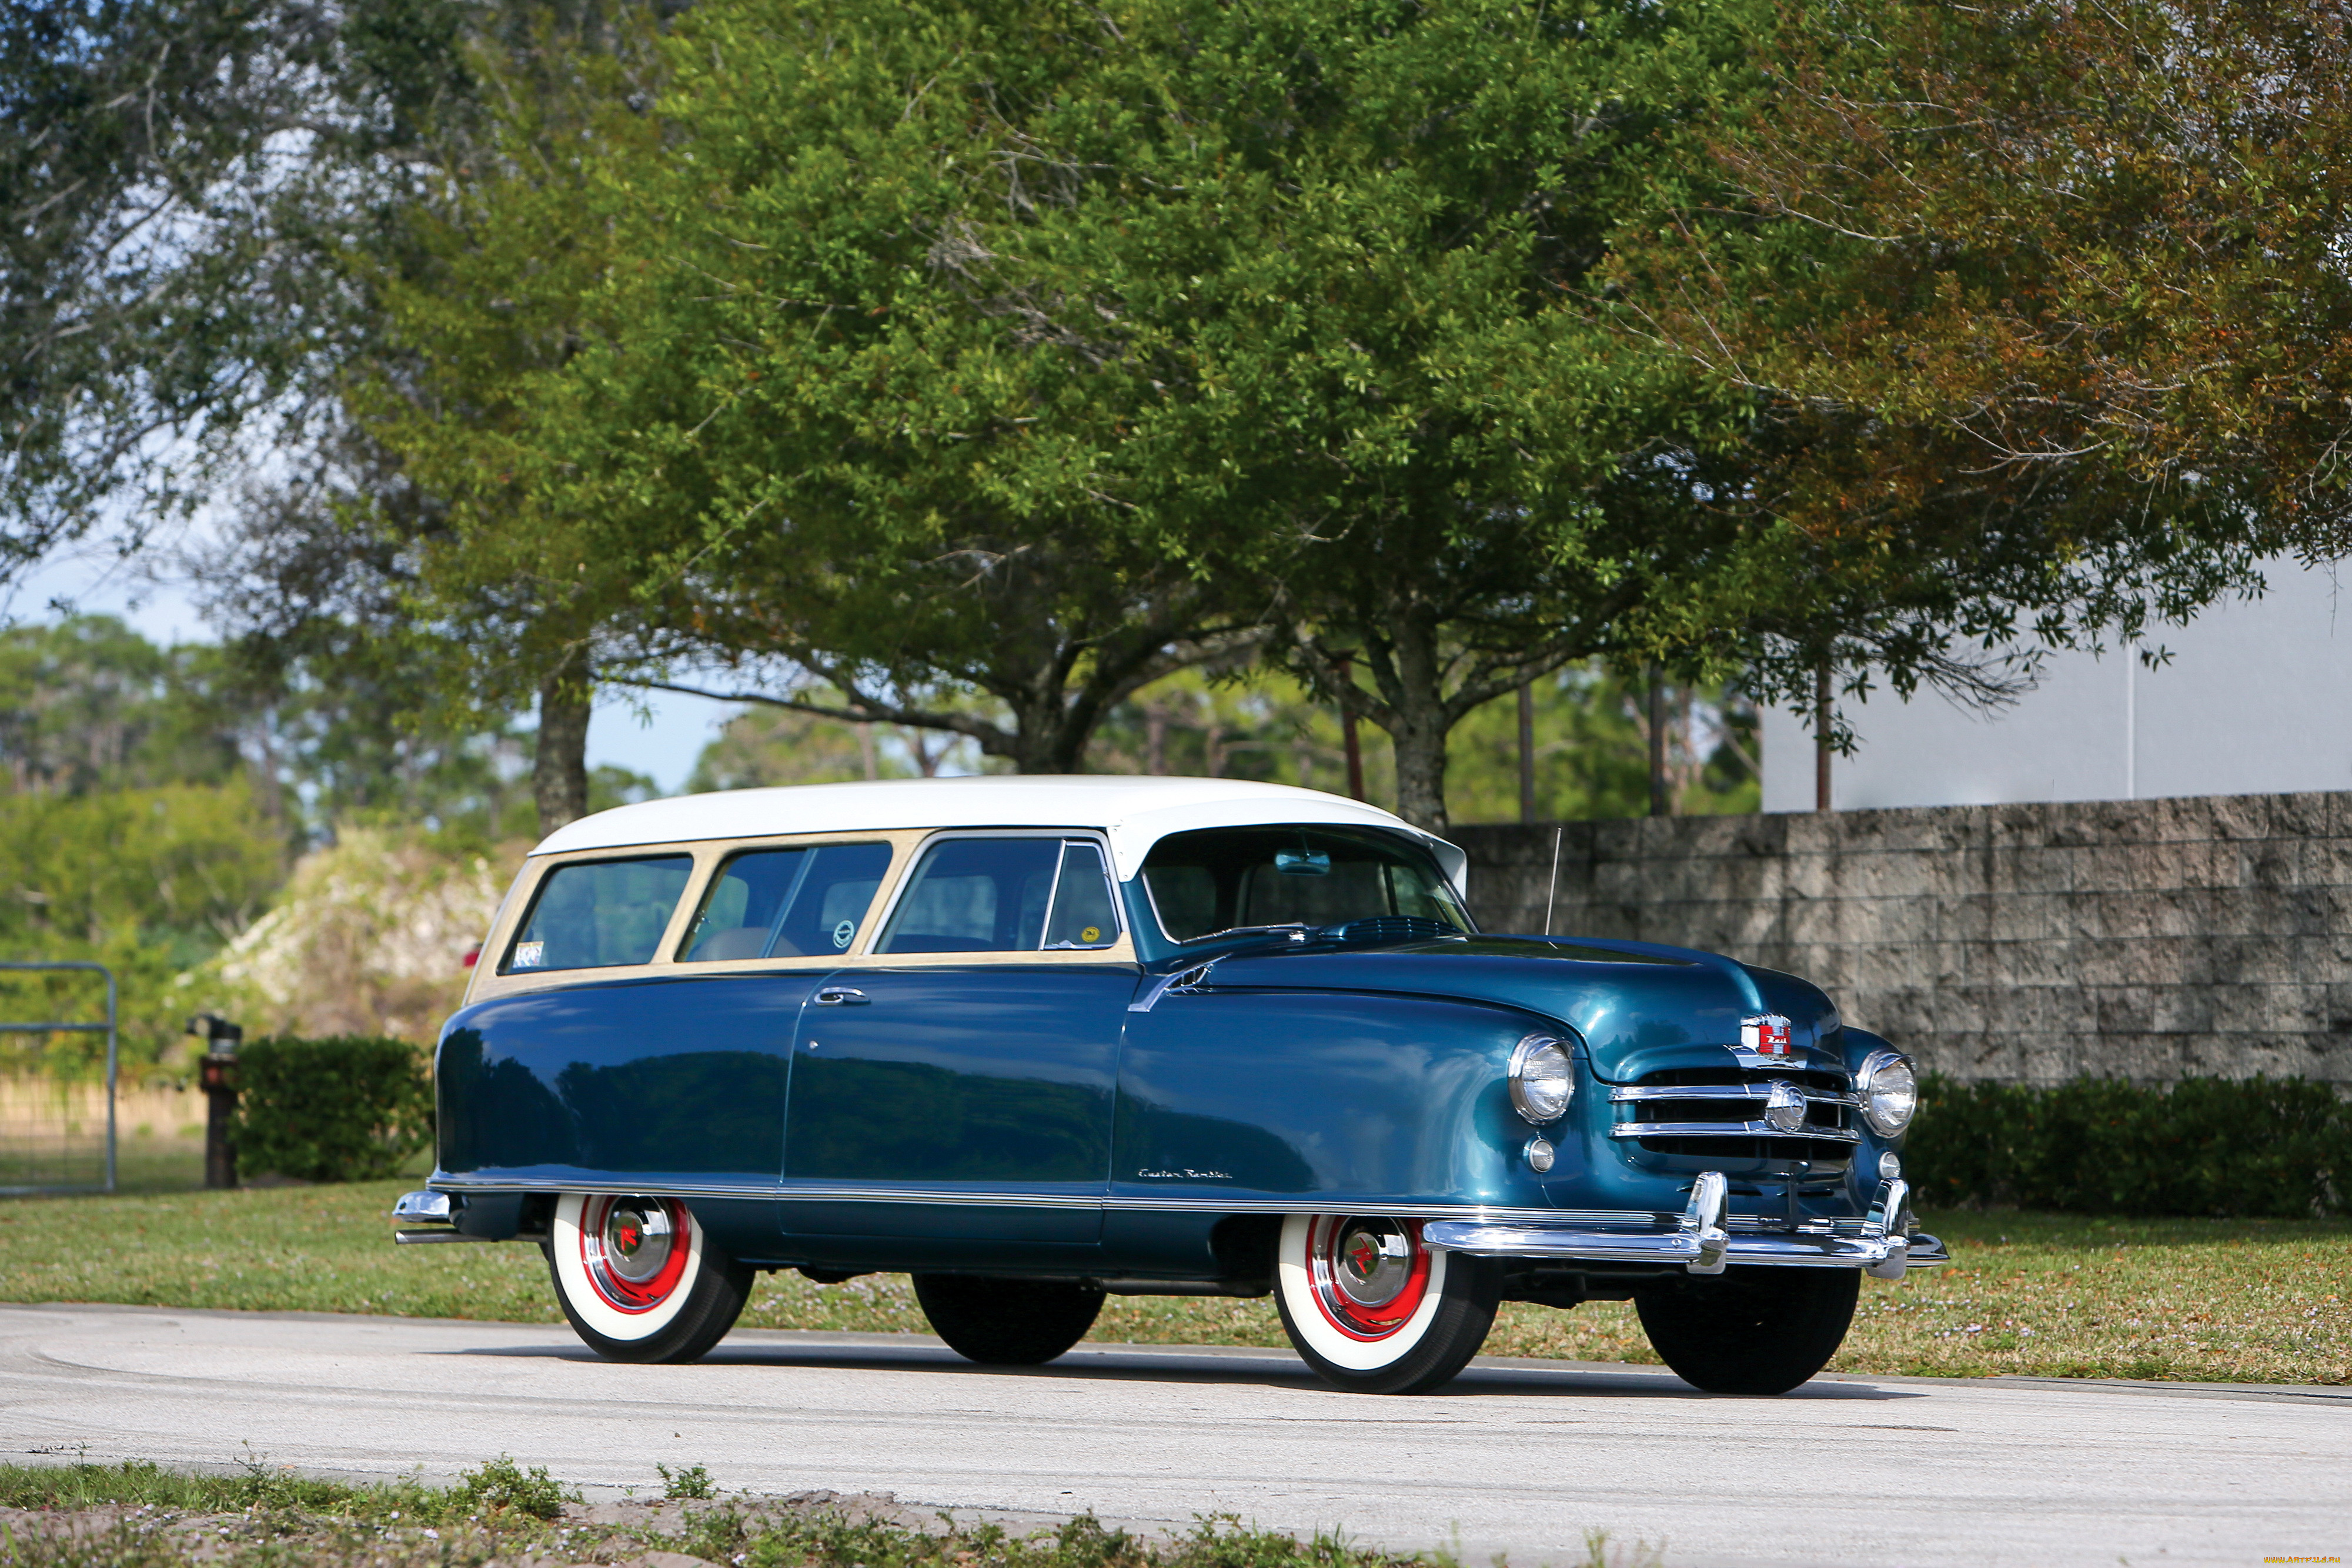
(1730, 1013, 1799, 1068)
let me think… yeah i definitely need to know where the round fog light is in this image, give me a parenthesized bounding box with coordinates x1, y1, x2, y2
(1878, 1151, 1903, 1180)
(1524, 1137, 1555, 1174)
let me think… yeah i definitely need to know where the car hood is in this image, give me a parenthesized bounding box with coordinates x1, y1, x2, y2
(1194, 934, 1845, 1084)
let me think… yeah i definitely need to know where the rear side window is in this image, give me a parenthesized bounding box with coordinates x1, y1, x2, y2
(680, 842, 894, 961)
(506, 855, 694, 973)
(878, 837, 1121, 954)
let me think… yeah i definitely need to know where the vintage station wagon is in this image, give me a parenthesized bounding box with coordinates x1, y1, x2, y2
(396, 776, 1942, 1394)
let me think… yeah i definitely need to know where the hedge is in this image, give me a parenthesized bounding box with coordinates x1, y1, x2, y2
(229, 1035, 434, 1183)
(1903, 1073, 2351, 1218)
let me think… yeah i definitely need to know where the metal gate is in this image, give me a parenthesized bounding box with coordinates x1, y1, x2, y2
(0, 962, 118, 1195)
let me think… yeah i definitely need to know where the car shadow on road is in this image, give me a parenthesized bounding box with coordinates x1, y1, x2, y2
(443, 1341, 1927, 1400)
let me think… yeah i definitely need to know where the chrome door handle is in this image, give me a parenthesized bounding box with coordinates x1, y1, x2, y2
(813, 986, 870, 1006)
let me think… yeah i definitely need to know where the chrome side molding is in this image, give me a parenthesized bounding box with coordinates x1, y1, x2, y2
(1127, 962, 1217, 1012)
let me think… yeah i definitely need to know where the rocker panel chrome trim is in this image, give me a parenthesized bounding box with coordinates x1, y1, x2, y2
(423, 1175, 1658, 1228)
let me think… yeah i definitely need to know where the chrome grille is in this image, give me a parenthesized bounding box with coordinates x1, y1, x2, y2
(1610, 1065, 1858, 1161)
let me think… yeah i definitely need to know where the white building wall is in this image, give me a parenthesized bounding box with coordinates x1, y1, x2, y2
(1760, 560, 2352, 812)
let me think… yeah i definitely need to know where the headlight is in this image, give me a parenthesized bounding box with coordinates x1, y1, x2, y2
(1856, 1050, 1917, 1136)
(1508, 1035, 1574, 1124)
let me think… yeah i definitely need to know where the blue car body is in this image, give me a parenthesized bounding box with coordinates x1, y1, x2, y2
(405, 777, 1940, 1293)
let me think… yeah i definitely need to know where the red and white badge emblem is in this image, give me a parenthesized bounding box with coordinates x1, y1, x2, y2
(1740, 1014, 1794, 1056)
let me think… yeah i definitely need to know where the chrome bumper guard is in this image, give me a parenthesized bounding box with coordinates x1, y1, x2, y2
(392, 1188, 493, 1245)
(1423, 1175, 1947, 1277)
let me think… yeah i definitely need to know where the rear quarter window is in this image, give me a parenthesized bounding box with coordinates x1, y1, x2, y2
(506, 855, 694, 973)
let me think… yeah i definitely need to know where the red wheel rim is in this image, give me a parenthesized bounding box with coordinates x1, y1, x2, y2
(1305, 1216, 1433, 1341)
(580, 1195, 692, 1312)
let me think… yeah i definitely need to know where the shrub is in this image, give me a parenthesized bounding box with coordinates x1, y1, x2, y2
(1905, 1073, 2351, 1217)
(229, 1034, 433, 1182)
(459, 1455, 573, 1520)
(657, 1463, 714, 1500)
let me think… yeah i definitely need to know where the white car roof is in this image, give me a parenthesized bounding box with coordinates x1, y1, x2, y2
(530, 775, 1467, 892)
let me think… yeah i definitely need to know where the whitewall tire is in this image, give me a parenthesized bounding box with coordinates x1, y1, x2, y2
(1273, 1213, 1500, 1394)
(546, 1192, 752, 1364)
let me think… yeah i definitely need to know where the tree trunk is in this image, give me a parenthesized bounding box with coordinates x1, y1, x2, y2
(534, 650, 593, 836)
(1516, 681, 1536, 824)
(1340, 654, 1366, 801)
(1647, 664, 1671, 817)
(1145, 704, 1168, 775)
(1814, 658, 1833, 813)
(1382, 614, 1453, 833)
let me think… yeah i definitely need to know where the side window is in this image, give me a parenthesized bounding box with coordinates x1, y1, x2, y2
(679, 841, 894, 962)
(878, 838, 1061, 954)
(876, 836, 1120, 955)
(506, 855, 694, 973)
(1042, 840, 1120, 949)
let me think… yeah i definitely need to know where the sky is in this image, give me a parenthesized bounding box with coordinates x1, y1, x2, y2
(5, 545, 740, 796)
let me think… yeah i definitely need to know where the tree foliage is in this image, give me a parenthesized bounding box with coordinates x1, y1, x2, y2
(374, 0, 1825, 824)
(0, 0, 473, 577)
(1608, 0, 2352, 727)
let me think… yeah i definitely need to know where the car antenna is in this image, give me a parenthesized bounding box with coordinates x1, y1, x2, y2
(1543, 824, 1562, 937)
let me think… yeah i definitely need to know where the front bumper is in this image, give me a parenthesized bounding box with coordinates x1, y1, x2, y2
(1425, 1173, 1946, 1278)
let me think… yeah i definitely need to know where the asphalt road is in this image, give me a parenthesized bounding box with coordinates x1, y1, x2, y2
(3, 1303, 2345, 1568)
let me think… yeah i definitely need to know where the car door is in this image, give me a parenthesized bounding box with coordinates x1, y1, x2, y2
(780, 833, 1135, 1251)
(441, 848, 872, 1188)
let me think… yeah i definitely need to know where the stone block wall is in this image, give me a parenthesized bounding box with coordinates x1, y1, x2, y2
(1451, 792, 2352, 1088)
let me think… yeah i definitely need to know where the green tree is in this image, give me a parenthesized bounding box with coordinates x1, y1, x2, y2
(1, 0, 478, 578)
(351, 0, 703, 831)
(1442, 668, 1757, 824)
(415, 0, 1801, 824)
(0, 781, 285, 1069)
(1604, 0, 2349, 737)
(0, 618, 245, 796)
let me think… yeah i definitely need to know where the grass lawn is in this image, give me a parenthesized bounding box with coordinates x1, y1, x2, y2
(3, 1181, 2344, 1384)
(0, 1457, 1498, 1568)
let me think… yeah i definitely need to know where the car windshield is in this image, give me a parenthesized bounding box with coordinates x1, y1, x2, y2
(1140, 825, 1471, 942)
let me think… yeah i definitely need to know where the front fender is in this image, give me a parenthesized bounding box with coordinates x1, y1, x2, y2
(1110, 985, 1557, 1212)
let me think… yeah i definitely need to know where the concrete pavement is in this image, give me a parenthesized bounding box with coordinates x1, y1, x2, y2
(2, 1303, 2344, 1568)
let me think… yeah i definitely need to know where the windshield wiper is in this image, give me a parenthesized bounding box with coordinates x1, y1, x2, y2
(1184, 922, 1312, 945)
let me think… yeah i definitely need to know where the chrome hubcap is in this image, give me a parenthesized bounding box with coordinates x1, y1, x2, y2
(602, 1202, 674, 1284)
(1330, 1219, 1412, 1308)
